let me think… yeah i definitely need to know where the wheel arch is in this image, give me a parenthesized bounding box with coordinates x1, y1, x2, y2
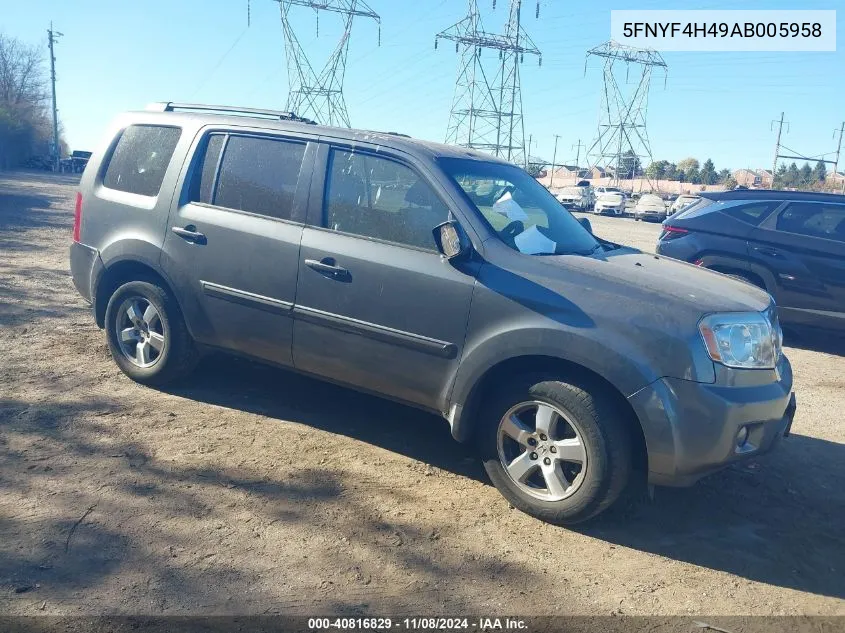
(694, 252, 774, 292)
(450, 354, 648, 474)
(93, 258, 181, 329)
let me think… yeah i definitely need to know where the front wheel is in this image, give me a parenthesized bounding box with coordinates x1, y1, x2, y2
(105, 280, 198, 385)
(477, 376, 633, 525)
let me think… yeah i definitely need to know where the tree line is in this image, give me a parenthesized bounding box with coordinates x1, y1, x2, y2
(0, 33, 65, 169)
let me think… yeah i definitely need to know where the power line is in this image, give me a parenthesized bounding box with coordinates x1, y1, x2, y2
(189, 27, 250, 99)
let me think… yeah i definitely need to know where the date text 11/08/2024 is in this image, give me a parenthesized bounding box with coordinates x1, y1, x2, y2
(307, 617, 528, 630)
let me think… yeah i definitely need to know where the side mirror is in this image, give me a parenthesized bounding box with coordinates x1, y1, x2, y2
(578, 217, 593, 233)
(433, 220, 471, 260)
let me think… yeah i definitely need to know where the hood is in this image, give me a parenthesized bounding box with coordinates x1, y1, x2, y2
(538, 247, 771, 315)
(597, 192, 623, 202)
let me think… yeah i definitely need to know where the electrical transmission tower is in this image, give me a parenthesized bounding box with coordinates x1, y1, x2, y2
(276, 0, 380, 127)
(584, 41, 667, 186)
(436, 0, 541, 166)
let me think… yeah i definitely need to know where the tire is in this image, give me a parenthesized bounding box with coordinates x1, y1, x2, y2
(104, 280, 198, 385)
(477, 375, 632, 525)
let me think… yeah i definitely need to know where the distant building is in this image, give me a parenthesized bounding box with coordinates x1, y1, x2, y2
(732, 169, 773, 188)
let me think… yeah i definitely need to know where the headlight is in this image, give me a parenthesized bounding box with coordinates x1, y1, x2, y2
(698, 311, 782, 369)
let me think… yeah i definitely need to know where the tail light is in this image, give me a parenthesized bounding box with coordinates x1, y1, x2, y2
(73, 192, 82, 242)
(659, 225, 688, 242)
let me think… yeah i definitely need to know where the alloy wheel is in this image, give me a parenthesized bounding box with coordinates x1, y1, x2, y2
(114, 296, 165, 368)
(496, 401, 588, 501)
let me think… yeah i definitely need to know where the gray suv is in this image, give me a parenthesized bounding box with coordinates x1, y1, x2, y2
(70, 103, 796, 524)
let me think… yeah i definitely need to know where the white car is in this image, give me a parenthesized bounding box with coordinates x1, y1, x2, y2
(633, 194, 668, 222)
(556, 186, 592, 210)
(670, 195, 701, 214)
(593, 188, 626, 216)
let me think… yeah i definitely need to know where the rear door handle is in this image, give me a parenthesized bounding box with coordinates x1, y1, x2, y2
(752, 245, 780, 258)
(304, 258, 348, 278)
(172, 225, 207, 244)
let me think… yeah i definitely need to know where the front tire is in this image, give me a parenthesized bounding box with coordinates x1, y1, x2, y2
(105, 280, 198, 385)
(477, 376, 632, 525)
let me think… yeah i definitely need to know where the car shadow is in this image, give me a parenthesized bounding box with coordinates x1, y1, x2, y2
(164, 355, 486, 484)
(784, 327, 845, 357)
(579, 431, 845, 599)
(163, 354, 845, 601)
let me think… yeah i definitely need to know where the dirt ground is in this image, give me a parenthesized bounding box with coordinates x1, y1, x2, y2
(1, 171, 844, 617)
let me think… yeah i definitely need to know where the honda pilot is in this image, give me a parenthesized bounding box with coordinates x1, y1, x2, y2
(70, 103, 796, 524)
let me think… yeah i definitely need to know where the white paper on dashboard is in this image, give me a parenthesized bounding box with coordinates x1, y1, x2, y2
(514, 225, 557, 255)
(492, 191, 529, 221)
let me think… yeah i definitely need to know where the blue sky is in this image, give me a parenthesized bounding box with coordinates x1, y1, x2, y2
(5, 0, 843, 171)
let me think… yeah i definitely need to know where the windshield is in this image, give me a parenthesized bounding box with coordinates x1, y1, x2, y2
(439, 158, 600, 256)
(562, 186, 585, 195)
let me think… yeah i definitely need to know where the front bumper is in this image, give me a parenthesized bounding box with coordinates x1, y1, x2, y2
(628, 356, 795, 486)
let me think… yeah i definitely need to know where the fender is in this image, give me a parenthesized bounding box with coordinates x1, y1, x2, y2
(93, 238, 195, 334)
(446, 325, 665, 443)
(695, 251, 779, 296)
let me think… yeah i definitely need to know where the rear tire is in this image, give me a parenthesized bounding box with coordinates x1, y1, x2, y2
(477, 375, 632, 525)
(105, 280, 198, 385)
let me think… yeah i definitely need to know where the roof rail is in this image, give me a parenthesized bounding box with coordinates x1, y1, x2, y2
(145, 102, 317, 125)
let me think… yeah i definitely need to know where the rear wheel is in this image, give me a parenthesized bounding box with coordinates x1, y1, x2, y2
(105, 280, 198, 385)
(477, 376, 632, 525)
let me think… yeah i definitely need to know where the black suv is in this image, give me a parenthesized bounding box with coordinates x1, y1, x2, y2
(70, 103, 795, 524)
(657, 190, 845, 333)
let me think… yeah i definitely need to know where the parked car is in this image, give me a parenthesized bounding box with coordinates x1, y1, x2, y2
(633, 194, 667, 222)
(557, 185, 592, 211)
(657, 190, 845, 333)
(593, 188, 626, 216)
(670, 195, 701, 215)
(70, 103, 795, 525)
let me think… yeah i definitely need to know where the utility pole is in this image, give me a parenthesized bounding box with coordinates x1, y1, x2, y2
(525, 133, 532, 168)
(572, 139, 585, 172)
(550, 134, 560, 189)
(770, 112, 788, 189)
(47, 23, 63, 172)
(833, 122, 844, 192)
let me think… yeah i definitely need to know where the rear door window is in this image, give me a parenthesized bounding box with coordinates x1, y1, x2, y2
(212, 135, 306, 221)
(776, 202, 845, 242)
(720, 201, 780, 225)
(103, 125, 181, 197)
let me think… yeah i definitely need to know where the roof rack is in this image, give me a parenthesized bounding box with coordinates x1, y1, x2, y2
(145, 102, 317, 125)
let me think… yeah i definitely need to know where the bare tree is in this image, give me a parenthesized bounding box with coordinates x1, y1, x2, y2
(0, 33, 55, 169)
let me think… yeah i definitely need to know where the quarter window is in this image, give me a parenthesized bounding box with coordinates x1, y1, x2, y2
(324, 149, 449, 250)
(776, 202, 845, 242)
(212, 135, 306, 221)
(103, 125, 181, 197)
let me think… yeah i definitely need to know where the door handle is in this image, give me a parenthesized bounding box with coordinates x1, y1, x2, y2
(172, 225, 207, 244)
(305, 258, 348, 278)
(752, 245, 780, 258)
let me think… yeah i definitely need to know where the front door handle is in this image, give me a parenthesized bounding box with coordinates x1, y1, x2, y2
(172, 225, 207, 244)
(305, 258, 349, 278)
